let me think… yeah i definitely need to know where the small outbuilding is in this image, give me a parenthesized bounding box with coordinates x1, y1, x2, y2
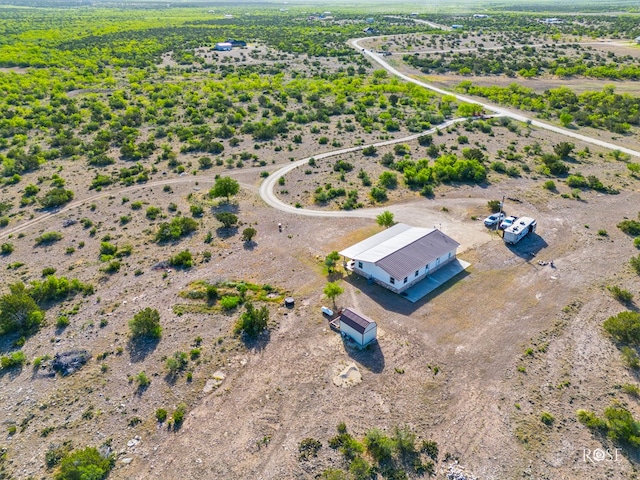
(214, 42, 233, 51)
(339, 308, 377, 346)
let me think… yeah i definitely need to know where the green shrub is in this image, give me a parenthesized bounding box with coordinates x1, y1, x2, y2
(420, 440, 439, 460)
(298, 438, 322, 461)
(155, 217, 198, 243)
(99, 242, 117, 258)
(102, 260, 121, 273)
(146, 206, 161, 220)
(333, 160, 354, 172)
(34, 231, 63, 246)
(622, 383, 640, 398)
(540, 411, 555, 425)
(42, 267, 56, 276)
(635, 237, 640, 249)
(0, 284, 45, 335)
(172, 403, 187, 426)
(190, 205, 204, 217)
(54, 447, 112, 480)
(129, 308, 162, 339)
(242, 227, 257, 242)
(234, 302, 269, 338)
(604, 406, 640, 446)
(607, 285, 634, 304)
(490, 161, 506, 173)
(621, 346, 640, 369)
(369, 187, 387, 203)
(135, 371, 150, 388)
(220, 295, 242, 310)
(0, 243, 14, 255)
(39, 188, 74, 209)
(378, 171, 397, 189)
(166, 351, 188, 374)
(631, 254, 640, 274)
(618, 220, 640, 236)
(0, 351, 26, 369)
(156, 408, 168, 422)
(169, 250, 193, 268)
(215, 212, 238, 228)
(131, 201, 143, 210)
(566, 175, 589, 188)
(56, 316, 69, 329)
(603, 311, 640, 344)
(577, 409, 606, 430)
(543, 180, 556, 190)
(364, 428, 393, 463)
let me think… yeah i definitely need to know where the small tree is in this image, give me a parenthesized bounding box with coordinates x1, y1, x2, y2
(376, 210, 395, 228)
(215, 212, 238, 228)
(129, 308, 162, 339)
(234, 302, 269, 338)
(209, 176, 240, 202)
(603, 311, 640, 345)
(554, 142, 575, 158)
(325, 251, 341, 273)
(0, 283, 45, 335)
(559, 112, 573, 127)
(324, 282, 344, 309)
(242, 227, 257, 242)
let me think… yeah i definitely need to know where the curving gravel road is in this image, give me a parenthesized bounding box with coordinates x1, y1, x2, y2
(349, 37, 640, 158)
(258, 117, 471, 218)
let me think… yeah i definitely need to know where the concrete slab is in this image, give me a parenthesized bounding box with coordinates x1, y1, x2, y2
(402, 259, 471, 303)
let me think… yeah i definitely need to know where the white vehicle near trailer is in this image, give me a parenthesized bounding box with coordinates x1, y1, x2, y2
(503, 217, 537, 244)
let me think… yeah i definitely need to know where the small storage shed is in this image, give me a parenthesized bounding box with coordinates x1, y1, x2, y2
(339, 308, 377, 346)
(214, 42, 233, 51)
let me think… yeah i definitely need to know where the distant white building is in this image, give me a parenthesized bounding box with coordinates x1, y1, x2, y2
(339, 223, 460, 294)
(339, 308, 377, 346)
(473, 14, 489, 19)
(214, 42, 233, 51)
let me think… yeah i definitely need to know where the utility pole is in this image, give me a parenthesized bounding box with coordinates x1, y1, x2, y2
(497, 194, 505, 232)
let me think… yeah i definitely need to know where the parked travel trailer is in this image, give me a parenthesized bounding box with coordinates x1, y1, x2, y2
(503, 217, 537, 244)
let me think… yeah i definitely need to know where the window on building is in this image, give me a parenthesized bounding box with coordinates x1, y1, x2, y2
(415, 270, 419, 277)
(426, 264, 429, 272)
(390, 277, 395, 285)
(403, 277, 408, 283)
(448, 252, 452, 259)
(436, 257, 440, 266)
(358, 261, 363, 269)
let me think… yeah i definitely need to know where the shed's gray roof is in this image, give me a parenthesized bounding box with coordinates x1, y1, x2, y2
(340, 308, 376, 334)
(339, 224, 460, 280)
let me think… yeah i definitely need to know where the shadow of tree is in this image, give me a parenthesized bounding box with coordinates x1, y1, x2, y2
(211, 202, 239, 214)
(127, 336, 160, 363)
(216, 226, 238, 238)
(243, 240, 256, 251)
(240, 329, 271, 352)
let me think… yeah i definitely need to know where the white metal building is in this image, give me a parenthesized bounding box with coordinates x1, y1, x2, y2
(339, 308, 377, 346)
(214, 42, 233, 51)
(339, 223, 460, 294)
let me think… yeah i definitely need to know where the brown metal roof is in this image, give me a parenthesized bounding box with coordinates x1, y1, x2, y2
(375, 229, 459, 280)
(340, 308, 375, 334)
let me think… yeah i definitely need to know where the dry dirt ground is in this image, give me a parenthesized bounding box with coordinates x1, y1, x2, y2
(2, 35, 640, 480)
